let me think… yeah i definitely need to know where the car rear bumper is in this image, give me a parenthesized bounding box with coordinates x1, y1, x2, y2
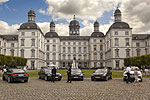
(11, 76, 28, 81)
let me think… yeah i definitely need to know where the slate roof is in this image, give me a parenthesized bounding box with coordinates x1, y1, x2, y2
(132, 34, 150, 40)
(60, 36, 90, 40)
(0, 35, 18, 41)
(45, 32, 59, 38)
(110, 22, 130, 29)
(19, 22, 40, 30)
(91, 32, 104, 37)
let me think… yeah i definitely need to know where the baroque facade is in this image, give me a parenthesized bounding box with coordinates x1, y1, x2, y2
(0, 8, 149, 69)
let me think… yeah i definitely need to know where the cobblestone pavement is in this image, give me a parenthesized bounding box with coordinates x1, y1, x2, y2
(0, 78, 150, 100)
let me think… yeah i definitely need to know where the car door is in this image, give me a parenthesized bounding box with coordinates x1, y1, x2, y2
(5, 69, 11, 80)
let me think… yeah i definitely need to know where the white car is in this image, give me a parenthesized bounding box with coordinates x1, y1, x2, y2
(123, 67, 142, 82)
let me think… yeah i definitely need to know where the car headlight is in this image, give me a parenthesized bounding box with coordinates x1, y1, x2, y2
(80, 74, 83, 76)
(103, 73, 107, 76)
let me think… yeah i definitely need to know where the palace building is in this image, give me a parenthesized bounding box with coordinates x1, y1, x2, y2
(0, 8, 149, 69)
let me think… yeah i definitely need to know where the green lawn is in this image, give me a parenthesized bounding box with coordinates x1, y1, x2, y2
(1, 70, 150, 78)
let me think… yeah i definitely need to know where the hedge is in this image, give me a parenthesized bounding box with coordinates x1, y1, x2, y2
(0, 54, 27, 68)
(124, 54, 150, 68)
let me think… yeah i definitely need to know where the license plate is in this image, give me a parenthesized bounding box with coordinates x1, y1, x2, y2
(95, 77, 100, 78)
(55, 77, 58, 78)
(18, 74, 24, 76)
(74, 77, 78, 78)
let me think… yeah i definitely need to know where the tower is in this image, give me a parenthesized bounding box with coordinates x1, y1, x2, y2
(28, 9, 36, 22)
(94, 20, 99, 32)
(50, 20, 55, 32)
(114, 8, 121, 22)
(69, 15, 80, 36)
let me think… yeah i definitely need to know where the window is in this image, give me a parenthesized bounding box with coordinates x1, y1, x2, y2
(84, 54, 87, 60)
(94, 45, 97, 51)
(100, 53, 103, 59)
(79, 42, 81, 45)
(46, 53, 49, 60)
(115, 38, 119, 46)
(125, 38, 129, 46)
(68, 47, 71, 53)
(93, 39, 96, 42)
(31, 49, 35, 57)
(145, 42, 147, 47)
(126, 49, 130, 57)
(84, 47, 87, 53)
(94, 62, 97, 67)
(145, 48, 148, 54)
(0, 41, 1, 46)
(73, 42, 76, 45)
(47, 40, 49, 43)
(68, 42, 70, 45)
(20, 49, 24, 57)
(115, 60, 120, 69)
(100, 40, 103, 42)
(31, 61, 35, 69)
(63, 47, 66, 53)
(21, 32, 25, 36)
(73, 47, 76, 53)
(136, 49, 140, 56)
(115, 49, 119, 57)
(32, 32, 35, 36)
(115, 31, 118, 35)
(63, 54, 66, 60)
(100, 45, 103, 51)
(53, 45, 56, 51)
(94, 53, 97, 60)
(10, 49, 14, 56)
(78, 47, 81, 53)
(84, 42, 86, 45)
(78, 55, 82, 60)
(136, 43, 140, 47)
(68, 55, 71, 60)
(53, 53, 56, 60)
(11, 43, 14, 47)
(53, 39, 56, 43)
(100, 62, 103, 67)
(125, 31, 129, 35)
(46, 45, 49, 51)
(63, 42, 65, 45)
(21, 39, 25, 46)
(31, 39, 35, 46)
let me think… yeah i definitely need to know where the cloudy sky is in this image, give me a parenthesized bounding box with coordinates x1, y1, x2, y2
(0, 0, 150, 36)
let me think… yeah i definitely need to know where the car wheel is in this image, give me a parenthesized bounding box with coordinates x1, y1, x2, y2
(81, 78, 84, 81)
(139, 78, 142, 82)
(24, 80, 28, 82)
(44, 76, 48, 81)
(2, 75, 5, 80)
(105, 76, 108, 81)
(91, 78, 94, 81)
(110, 76, 112, 79)
(8, 77, 12, 83)
(39, 76, 41, 79)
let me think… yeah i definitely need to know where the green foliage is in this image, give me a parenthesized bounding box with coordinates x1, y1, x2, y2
(0, 55, 27, 68)
(124, 54, 150, 68)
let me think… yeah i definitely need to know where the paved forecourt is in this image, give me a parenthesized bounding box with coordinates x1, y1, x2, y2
(0, 78, 150, 100)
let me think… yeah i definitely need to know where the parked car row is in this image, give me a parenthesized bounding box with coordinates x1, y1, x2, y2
(2, 66, 143, 83)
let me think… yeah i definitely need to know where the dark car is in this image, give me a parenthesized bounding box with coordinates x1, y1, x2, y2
(2, 68, 29, 83)
(38, 67, 62, 81)
(71, 68, 84, 81)
(91, 68, 112, 81)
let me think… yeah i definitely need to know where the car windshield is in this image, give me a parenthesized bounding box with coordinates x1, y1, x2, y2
(44, 68, 52, 73)
(95, 69, 107, 73)
(131, 67, 139, 71)
(12, 69, 25, 73)
(72, 69, 81, 73)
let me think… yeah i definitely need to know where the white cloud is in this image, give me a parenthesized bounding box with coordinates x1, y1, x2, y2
(0, 0, 8, 4)
(120, 0, 150, 34)
(44, 0, 121, 21)
(38, 9, 46, 15)
(0, 20, 19, 35)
